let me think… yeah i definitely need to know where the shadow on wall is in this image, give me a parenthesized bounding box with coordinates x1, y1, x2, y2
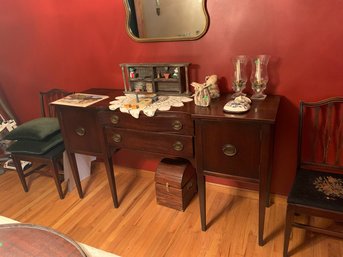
(268, 56, 281, 95)
(0, 83, 19, 123)
(271, 95, 299, 195)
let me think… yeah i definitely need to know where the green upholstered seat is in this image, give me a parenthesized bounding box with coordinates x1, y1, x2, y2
(4, 117, 60, 141)
(6, 133, 64, 155)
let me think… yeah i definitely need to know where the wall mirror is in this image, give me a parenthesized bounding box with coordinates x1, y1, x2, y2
(123, 0, 209, 42)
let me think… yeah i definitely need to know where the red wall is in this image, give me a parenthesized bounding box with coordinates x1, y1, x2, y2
(1, 0, 343, 195)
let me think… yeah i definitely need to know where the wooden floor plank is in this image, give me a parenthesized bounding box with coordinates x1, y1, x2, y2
(1, 162, 342, 257)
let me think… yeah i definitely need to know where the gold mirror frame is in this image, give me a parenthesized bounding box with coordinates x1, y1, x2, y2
(123, 0, 209, 42)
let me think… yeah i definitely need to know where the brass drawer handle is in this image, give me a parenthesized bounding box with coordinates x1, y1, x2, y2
(222, 144, 237, 157)
(111, 115, 119, 124)
(187, 182, 193, 190)
(172, 120, 183, 131)
(112, 133, 122, 143)
(75, 127, 86, 136)
(173, 141, 184, 151)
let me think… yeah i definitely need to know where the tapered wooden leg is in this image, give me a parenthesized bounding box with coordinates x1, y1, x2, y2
(258, 188, 266, 246)
(197, 173, 206, 231)
(283, 204, 294, 257)
(103, 155, 119, 208)
(265, 164, 273, 208)
(50, 159, 64, 199)
(265, 130, 274, 208)
(258, 125, 273, 245)
(12, 155, 28, 192)
(66, 151, 83, 198)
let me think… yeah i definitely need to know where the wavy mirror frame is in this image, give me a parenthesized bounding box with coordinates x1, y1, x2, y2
(123, 0, 209, 42)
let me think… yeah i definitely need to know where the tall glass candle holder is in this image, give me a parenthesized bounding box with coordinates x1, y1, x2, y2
(232, 55, 248, 98)
(250, 55, 270, 100)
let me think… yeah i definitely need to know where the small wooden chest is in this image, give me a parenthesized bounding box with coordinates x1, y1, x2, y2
(155, 158, 197, 211)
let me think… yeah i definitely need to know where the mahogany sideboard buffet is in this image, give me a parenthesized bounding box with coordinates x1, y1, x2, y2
(53, 88, 280, 246)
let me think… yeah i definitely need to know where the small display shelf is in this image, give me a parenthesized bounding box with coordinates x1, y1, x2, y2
(120, 63, 190, 95)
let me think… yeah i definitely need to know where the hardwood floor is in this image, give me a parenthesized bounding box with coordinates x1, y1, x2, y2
(1, 162, 342, 257)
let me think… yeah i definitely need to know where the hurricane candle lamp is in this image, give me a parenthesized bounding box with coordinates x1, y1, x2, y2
(232, 55, 248, 98)
(250, 55, 270, 100)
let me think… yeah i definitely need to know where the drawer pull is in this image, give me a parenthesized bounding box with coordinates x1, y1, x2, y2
(172, 120, 183, 131)
(222, 144, 237, 157)
(111, 115, 119, 124)
(187, 182, 193, 190)
(112, 134, 122, 143)
(173, 141, 184, 151)
(75, 127, 86, 136)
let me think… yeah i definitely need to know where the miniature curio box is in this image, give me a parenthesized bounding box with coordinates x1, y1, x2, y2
(155, 158, 197, 211)
(120, 63, 190, 98)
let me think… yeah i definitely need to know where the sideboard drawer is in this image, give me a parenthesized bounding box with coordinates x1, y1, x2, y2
(104, 127, 194, 158)
(58, 108, 102, 155)
(197, 120, 261, 179)
(98, 111, 193, 135)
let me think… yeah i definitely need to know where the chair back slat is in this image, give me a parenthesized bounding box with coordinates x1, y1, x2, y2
(322, 103, 333, 163)
(310, 107, 320, 162)
(40, 89, 71, 117)
(299, 97, 343, 172)
(336, 117, 343, 165)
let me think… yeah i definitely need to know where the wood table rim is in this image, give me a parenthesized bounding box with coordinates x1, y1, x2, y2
(0, 223, 87, 257)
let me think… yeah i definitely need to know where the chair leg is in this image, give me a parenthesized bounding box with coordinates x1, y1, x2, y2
(283, 204, 295, 257)
(50, 159, 64, 199)
(12, 155, 29, 192)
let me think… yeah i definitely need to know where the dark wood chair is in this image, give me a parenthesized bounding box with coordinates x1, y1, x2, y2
(283, 97, 343, 257)
(6, 89, 70, 199)
(40, 89, 70, 117)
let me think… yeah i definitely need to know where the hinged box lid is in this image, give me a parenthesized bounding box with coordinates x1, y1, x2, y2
(155, 158, 195, 189)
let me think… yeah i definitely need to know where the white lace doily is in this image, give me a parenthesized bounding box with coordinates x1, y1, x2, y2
(109, 94, 193, 119)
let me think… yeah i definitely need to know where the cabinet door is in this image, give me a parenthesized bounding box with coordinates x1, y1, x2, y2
(196, 120, 261, 180)
(57, 107, 102, 155)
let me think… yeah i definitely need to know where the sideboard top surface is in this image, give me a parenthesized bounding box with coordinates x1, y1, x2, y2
(57, 88, 280, 123)
(191, 94, 280, 124)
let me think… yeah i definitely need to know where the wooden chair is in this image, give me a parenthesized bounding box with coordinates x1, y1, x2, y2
(40, 89, 70, 117)
(6, 89, 70, 199)
(283, 97, 343, 257)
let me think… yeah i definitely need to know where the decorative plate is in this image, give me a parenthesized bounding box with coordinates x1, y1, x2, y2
(223, 100, 251, 113)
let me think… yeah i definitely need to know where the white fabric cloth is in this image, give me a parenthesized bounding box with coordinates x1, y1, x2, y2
(0, 216, 120, 257)
(109, 94, 193, 119)
(63, 152, 96, 192)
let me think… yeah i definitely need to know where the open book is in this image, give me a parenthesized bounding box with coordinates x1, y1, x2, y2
(52, 93, 109, 107)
